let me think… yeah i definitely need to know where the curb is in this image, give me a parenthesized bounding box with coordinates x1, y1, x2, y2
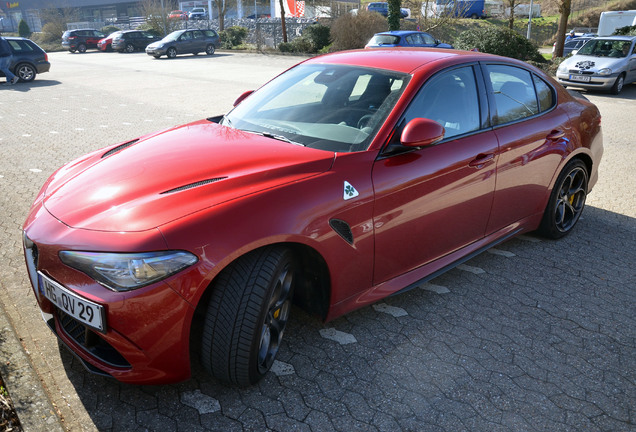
(0, 300, 64, 432)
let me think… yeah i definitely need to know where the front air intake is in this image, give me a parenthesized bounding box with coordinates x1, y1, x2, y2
(161, 177, 227, 194)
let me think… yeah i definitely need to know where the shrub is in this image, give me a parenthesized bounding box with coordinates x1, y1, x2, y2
(454, 25, 545, 62)
(302, 24, 331, 52)
(613, 25, 636, 36)
(220, 26, 248, 49)
(18, 19, 31, 38)
(101, 25, 121, 35)
(279, 37, 313, 53)
(330, 10, 388, 51)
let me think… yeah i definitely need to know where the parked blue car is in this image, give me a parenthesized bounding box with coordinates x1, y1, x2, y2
(365, 31, 454, 49)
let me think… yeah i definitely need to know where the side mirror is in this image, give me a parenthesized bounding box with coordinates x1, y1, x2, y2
(233, 90, 254, 107)
(401, 118, 445, 147)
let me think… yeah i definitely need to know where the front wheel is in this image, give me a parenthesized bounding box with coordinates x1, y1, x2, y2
(610, 74, 624, 95)
(166, 47, 177, 58)
(538, 159, 588, 239)
(205, 44, 215, 55)
(200, 246, 297, 386)
(15, 63, 36, 82)
(77, 43, 87, 53)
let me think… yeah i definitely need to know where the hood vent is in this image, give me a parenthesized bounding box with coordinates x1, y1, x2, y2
(101, 139, 139, 158)
(161, 177, 227, 194)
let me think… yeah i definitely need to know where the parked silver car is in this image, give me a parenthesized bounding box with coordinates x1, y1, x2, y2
(556, 36, 636, 94)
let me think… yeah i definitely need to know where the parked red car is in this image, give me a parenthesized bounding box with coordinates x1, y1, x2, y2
(168, 10, 188, 20)
(97, 31, 123, 52)
(23, 48, 602, 385)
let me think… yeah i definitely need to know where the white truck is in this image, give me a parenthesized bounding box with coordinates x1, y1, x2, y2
(598, 10, 636, 36)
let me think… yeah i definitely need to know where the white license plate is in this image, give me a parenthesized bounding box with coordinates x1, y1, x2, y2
(569, 74, 591, 83)
(38, 272, 106, 332)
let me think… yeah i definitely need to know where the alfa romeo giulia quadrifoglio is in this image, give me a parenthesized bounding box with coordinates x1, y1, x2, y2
(23, 48, 602, 385)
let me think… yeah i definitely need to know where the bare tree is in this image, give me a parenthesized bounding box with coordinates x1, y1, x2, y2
(506, 0, 518, 29)
(279, 0, 288, 42)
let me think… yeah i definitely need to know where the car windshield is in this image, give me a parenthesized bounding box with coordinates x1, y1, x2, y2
(162, 31, 183, 42)
(577, 39, 632, 57)
(221, 64, 409, 152)
(369, 35, 400, 45)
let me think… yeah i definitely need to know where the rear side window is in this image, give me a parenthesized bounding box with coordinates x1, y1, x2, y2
(533, 75, 555, 113)
(8, 40, 36, 53)
(204, 30, 218, 38)
(486, 64, 538, 125)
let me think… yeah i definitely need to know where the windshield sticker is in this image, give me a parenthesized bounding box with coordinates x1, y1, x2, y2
(343, 181, 359, 200)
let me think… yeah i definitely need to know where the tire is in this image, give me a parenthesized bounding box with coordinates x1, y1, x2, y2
(125, 43, 135, 53)
(69, 49, 76, 53)
(153, 55, 161, 59)
(77, 43, 87, 53)
(205, 44, 215, 55)
(200, 246, 297, 386)
(538, 159, 588, 239)
(167, 47, 177, 58)
(15, 63, 36, 82)
(610, 73, 624, 95)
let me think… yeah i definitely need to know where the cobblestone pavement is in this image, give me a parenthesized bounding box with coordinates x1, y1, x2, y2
(0, 52, 634, 432)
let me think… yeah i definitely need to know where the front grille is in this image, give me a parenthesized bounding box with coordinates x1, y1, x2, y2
(57, 310, 131, 369)
(568, 70, 594, 75)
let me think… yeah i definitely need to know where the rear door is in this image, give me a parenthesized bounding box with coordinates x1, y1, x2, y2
(372, 64, 498, 284)
(481, 63, 570, 234)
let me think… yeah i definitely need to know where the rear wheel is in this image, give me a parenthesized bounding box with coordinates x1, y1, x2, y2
(206, 44, 215, 55)
(200, 246, 297, 386)
(538, 159, 588, 239)
(167, 47, 177, 58)
(125, 43, 135, 53)
(15, 63, 36, 82)
(77, 43, 87, 53)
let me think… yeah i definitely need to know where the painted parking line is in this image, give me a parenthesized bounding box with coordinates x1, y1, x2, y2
(487, 248, 516, 257)
(373, 303, 408, 317)
(319, 328, 357, 345)
(420, 282, 451, 294)
(270, 360, 295, 376)
(457, 264, 485, 274)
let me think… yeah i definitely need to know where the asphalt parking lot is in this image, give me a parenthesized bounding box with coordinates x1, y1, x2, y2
(0, 50, 635, 432)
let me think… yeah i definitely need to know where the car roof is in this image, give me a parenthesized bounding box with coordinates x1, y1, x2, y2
(592, 35, 636, 41)
(306, 48, 508, 75)
(377, 30, 425, 37)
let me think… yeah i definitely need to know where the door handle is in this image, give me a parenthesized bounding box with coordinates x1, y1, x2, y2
(546, 130, 565, 140)
(469, 153, 495, 168)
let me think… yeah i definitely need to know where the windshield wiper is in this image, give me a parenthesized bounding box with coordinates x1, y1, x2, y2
(243, 130, 304, 146)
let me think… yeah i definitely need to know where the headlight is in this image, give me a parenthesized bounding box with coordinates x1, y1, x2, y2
(557, 63, 568, 74)
(59, 251, 198, 291)
(597, 68, 612, 76)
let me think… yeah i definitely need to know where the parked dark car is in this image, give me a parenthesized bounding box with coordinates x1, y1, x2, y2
(366, 2, 409, 18)
(552, 37, 592, 57)
(0, 37, 50, 82)
(112, 30, 161, 53)
(366, 31, 453, 49)
(62, 29, 106, 53)
(145, 29, 220, 58)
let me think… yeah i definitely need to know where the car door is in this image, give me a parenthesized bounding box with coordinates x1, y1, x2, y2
(372, 64, 498, 284)
(178, 31, 194, 53)
(482, 63, 571, 234)
(627, 41, 636, 83)
(191, 30, 206, 52)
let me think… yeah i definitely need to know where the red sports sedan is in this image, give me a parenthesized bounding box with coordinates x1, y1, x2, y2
(22, 49, 602, 385)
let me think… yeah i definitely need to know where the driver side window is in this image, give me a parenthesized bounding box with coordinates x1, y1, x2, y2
(402, 66, 481, 139)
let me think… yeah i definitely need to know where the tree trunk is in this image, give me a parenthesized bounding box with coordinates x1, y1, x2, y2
(388, 0, 401, 31)
(554, 0, 572, 58)
(279, 0, 287, 43)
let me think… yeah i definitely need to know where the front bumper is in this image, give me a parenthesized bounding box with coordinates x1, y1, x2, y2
(556, 72, 618, 91)
(146, 47, 167, 56)
(22, 201, 199, 384)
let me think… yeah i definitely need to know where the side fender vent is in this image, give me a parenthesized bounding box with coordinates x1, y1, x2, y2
(161, 177, 227, 194)
(329, 219, 354, 245)
(101, 139, 139, 158)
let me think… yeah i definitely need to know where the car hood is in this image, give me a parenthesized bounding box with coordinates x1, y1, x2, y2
(562, 54, 625, 71)
(43, 120, 335, 232)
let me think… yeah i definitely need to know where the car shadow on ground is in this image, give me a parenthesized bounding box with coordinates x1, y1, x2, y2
(148, 52, 233, 60)
(568, 83, 636, 100)
(56, 205, 636, 431)
(1, 80, 62, 91)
